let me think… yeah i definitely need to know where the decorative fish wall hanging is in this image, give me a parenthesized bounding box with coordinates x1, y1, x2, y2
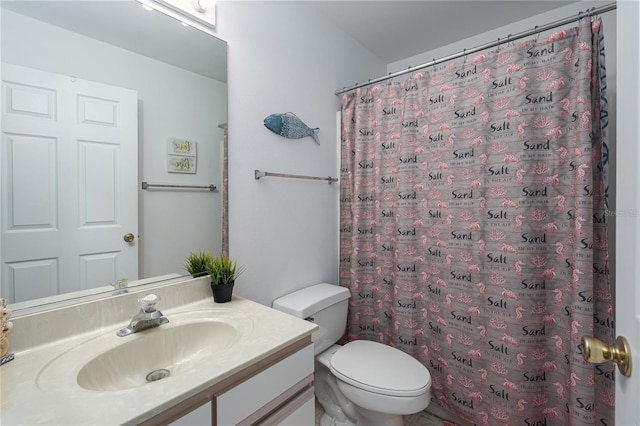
(264, 112, 320, 145)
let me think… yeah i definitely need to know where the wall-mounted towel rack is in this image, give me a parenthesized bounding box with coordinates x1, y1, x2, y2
(255, 170, 338, 184)
(142, 182, 217, 191)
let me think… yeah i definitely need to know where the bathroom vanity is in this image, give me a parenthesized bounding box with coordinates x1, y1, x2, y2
(0, 278, 317, 425)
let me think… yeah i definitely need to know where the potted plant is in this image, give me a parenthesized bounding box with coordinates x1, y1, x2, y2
(183, 251, 214, 278)
(208, 255, 245, 303)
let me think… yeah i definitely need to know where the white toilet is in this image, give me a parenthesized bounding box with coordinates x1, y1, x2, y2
(273, 283, 431, 426)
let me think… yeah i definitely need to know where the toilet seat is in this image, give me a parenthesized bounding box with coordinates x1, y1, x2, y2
(329, 340, 431, 397)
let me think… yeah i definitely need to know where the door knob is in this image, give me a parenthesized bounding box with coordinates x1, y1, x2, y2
(581, 335, 632, 377)
(123, 233, 135, 243)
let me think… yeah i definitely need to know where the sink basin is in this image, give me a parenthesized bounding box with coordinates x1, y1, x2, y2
(77, 320, 237, 391)
(36, 309, 253, 392)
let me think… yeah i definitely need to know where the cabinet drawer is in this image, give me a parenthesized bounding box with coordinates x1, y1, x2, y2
(216, 344, 314, 425)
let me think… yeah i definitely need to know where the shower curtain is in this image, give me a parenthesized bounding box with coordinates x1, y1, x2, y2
(339, 18, 614, 426)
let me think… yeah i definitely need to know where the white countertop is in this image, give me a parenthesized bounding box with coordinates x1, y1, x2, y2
(0, 286, 316, 425)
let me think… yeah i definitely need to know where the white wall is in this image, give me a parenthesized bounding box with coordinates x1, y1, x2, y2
(216, 1, 386, 306)
(1, 10, 226, 280)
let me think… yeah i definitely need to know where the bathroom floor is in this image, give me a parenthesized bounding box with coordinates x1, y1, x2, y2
(314, 400, 458, 426)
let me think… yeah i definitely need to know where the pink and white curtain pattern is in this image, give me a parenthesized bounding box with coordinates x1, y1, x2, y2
(339, 19, 614, 426)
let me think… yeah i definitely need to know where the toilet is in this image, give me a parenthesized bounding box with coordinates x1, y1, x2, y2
(272, 283, 431, 426)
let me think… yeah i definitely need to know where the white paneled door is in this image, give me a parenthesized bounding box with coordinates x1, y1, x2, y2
(1, 63, 138, 303)
(614, 2, 640, 424)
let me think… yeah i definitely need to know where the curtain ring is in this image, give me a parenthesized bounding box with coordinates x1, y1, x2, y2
(534, 25, 541, 43)
(463, 48, 467, 65)
(365, 79, 374, 94)
(590, 7, 602, 24)
(497, 37, 501, 52)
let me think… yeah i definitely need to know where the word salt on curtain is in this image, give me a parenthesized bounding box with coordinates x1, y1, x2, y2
(340, 18, 614, 426)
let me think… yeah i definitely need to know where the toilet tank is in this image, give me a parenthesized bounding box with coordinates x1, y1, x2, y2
(272, 283, 350, 355)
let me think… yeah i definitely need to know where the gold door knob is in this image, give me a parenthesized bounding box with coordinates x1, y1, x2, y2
(581, 335, 632, 377)
(123, 233, 135, 243)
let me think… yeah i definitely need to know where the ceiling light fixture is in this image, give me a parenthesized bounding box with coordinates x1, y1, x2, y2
(135, 0, 216, 35)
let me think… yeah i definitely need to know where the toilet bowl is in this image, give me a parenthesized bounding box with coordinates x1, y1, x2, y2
(321, 341, 431, 425)
(273, 283, 431, 426)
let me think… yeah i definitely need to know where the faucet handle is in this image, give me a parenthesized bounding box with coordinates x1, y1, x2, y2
(139, 294, 160, 312)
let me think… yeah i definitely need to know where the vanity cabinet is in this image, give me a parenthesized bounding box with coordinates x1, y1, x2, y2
(155, 341, 315, 426)
(2, 286, 317, 426)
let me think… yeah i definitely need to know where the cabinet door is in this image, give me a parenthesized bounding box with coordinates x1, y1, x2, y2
(256, 386, 315, 426)
(216, 345, 314, 425)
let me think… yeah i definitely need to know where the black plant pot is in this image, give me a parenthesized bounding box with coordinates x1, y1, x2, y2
(211, 282, 234, 303)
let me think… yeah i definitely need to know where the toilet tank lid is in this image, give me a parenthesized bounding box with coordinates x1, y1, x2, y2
(272, 283, 350, 319)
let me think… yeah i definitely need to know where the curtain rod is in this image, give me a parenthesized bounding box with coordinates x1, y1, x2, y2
(335, 2, 616, 95)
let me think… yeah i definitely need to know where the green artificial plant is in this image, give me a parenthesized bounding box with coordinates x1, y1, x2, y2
(183, 251, 214, 278)
(208, 255, 245, 285)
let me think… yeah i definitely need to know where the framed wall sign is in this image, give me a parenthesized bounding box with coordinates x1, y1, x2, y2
(167, 138, 197, 173)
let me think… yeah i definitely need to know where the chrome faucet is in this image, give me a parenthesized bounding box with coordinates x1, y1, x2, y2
(117, 294, 169, 337)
